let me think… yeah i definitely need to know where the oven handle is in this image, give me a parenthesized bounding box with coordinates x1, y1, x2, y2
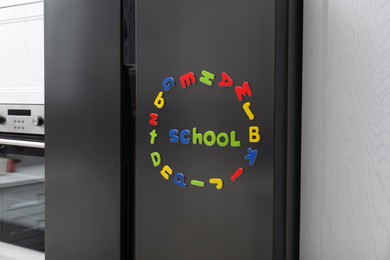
(0, 139, 45, 149)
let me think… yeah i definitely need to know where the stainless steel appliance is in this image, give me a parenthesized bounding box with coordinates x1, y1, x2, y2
(0, 104, 45, 252)
(45, 0, 301, 259)
(0, 104, 45, 136)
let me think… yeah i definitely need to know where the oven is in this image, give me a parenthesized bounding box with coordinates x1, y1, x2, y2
(0, 105, 45, 252)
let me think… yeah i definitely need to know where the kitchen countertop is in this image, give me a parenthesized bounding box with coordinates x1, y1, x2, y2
(0, 241, 44, 260)
(0, 164, 44, 188)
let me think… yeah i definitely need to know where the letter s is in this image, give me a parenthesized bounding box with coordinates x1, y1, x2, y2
(169, 129, 179, 143)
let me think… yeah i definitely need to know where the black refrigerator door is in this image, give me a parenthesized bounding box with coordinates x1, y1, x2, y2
(136, 0, 297, 260)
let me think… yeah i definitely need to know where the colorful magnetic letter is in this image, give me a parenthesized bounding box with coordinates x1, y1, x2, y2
(174, 173, 187, 188)
(180, 72, 196, 88)
(162, 77, 175, 92)
(169, 129, 179, 143)
(150, 152, 161, 167)
(231, 168, 244, 182)
(243, 102, 255, 120)
(154, 91, 165, 109)
(190, 180, 205, 187)
(199, 70, 215, 86)
(235, 82, 253, 101)
(149, 113, 159, 126)
(218, 72, 234, 87)
(160, 165, 173, 180)
(216, 133, 229, 147)
(180, 129, 190, 145)
(150, 129, 158, 144)
(249, 126, 261, 143)
(244, 148, 258, 167)
(203, 131, 216, 146)
(209, 178, 223, 189)
(230, 131, 241, 147)
(192, 128, 203, 145)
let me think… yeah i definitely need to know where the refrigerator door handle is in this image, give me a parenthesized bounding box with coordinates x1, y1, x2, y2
(0, 139, 45, 149)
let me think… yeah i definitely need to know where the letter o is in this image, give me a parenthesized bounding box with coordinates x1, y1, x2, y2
(216, 133, 229, 147)
(203, 131, 216, 146)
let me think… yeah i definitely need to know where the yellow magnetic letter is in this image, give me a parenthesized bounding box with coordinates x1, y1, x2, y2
(249, 126, 261, 143)
(160, 165, 173, 180)
(154, 92, 165, 109)
(209, 178, 223, 190)
(243, 102, 255, 120)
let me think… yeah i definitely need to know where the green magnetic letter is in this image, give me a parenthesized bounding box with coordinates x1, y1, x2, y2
(230, 131, 241, 147)
(199, 70, 216, 86)
(217, 133, 229, 147)
(203, 131, 216, 146)
(191, 180, 205, 187)
(192, 128, 203, 145)
(150, 152, 161, 167)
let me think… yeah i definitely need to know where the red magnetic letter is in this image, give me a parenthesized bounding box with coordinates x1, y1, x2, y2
(180, 72, 196, 88)
(149, 113, 158, 126)
(231, 168, 244, 182)
(235, 82, 252, 101)
(218, 72, 234, 87)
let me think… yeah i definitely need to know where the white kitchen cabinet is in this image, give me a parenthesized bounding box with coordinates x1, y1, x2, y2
(0, 0, 44, 104)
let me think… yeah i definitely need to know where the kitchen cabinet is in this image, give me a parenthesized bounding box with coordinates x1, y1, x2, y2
(0, 0, 44, 104)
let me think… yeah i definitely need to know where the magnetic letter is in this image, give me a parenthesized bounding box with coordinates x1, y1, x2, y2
(249, 126, 261, 143)
(190, 180, 205, 187)
(162, 77, 175, 92)
(199, 70, 215, 86)
(180, 129, 190, 145)
(218, 72, 234, 87)
(216, 133, 229, 147)
(150, 129, 158, 144)
(203, 131, 216, 146)
(154, 92, 165, 109)
(209, 178, 223, 189)
(230, 131, 241, 147)
(169, 129, 179, 143)
(180, 72, 196, 88)
(150, 152, 161, 167)
(235, 82, 253, 101)
(243, 102, 255, 120)
(160, 165, 173, 180)
(231, 168, 244, 182)
(174, 173, 187, 188)
(192, 128, 203, 145)
(244, 148, 258, 166)
(149, 113, 158, 126)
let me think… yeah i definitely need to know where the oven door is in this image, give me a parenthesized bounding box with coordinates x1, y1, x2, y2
(0, 140, 45, 253)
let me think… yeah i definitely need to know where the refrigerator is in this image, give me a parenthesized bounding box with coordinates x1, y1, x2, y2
(45, 0, 302, 259)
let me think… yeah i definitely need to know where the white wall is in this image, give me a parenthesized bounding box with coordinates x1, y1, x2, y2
(0, 0, 44, 104)
(300, 0, 390, 259)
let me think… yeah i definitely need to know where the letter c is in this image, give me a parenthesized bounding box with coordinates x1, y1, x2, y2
(180, 130, 190, 144)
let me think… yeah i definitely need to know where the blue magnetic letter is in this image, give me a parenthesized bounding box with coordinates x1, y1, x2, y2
(174, 173, 187, 188)
(180, 129, 190, 145)
(244, 148, 258, 166)
(169, 129, 179, 143)
(162, 77, 175, 92)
